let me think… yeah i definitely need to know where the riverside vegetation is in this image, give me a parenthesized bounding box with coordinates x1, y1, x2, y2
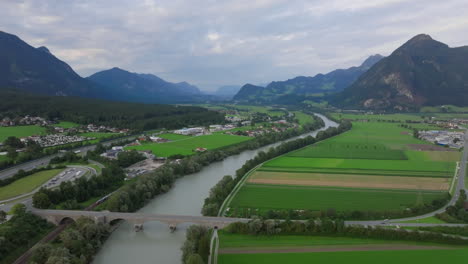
(201, 121, 352, 217)
(102, 114, 324, 212)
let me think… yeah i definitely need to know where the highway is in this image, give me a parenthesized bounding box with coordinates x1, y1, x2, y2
(385, 130, 468, 223)
(0, 134, 137, 180)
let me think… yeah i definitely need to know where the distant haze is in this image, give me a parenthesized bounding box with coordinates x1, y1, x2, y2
(1, 0, 468, 91)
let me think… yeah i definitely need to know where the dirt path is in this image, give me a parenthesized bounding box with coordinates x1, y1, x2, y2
(219, 244, 453, 254)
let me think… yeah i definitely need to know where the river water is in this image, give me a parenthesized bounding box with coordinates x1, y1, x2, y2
(93, 114, 337, 264)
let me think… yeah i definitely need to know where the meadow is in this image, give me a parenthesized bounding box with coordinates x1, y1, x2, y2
(0, 125, 47, 142)
(227, 120, 459, 215)
(55, 121, 80, 128)
(293, 111, 314, 125)
(218, 248, 468, 264)
(0, 169, 63, 201)
(157, 133, 191, 141)
(78, 132, 120, 144)
(219, 233, 400, 248)
(127, 134, 251, 157)
(229, 184, 446, 212)
(218, 233, 468, 263)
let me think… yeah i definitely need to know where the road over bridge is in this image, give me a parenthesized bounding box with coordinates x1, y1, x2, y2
(33, 209, 468, 233)
(32, 209, 250, 232)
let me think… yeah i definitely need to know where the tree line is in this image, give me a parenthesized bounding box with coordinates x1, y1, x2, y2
(0, 205, 53, 264)
(181, 225, 211, 264)
(201, 120, 352, 217)
(0, 89, 225, 130)
(224, 218, 468, 245)
(31, 217, 111, 264)
(103, 115, 325, 213)
(437, 190, 468, 223)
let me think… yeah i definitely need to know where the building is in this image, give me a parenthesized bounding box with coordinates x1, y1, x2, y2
(174, 127, 204, 135)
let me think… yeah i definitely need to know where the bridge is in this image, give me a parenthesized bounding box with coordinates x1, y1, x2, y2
(32, 209, 250, 232)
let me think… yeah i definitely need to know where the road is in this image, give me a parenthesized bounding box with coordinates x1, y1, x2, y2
(0, 134, 137, 180)
(0, 165, 96, 212)
(385, 130, 468, 223)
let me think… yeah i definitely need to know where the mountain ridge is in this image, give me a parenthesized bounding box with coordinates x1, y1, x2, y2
(332, 34, 468, 110)
(233, 54, 384, 103)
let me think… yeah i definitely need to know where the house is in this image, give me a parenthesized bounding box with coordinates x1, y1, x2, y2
(100, 148, 124, 160)
(174, 127, 204, 135)
(195, 147, 207, 152)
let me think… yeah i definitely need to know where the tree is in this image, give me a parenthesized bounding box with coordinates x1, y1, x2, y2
(33, 191, 52, 209)
(3, 136, 24, 148)
(186, 254, 205, 264)
(10, 203, 26, 216)
(0, 210, 6, 222)
(32, 244, 53, 264)
(6, 147, 18, 160)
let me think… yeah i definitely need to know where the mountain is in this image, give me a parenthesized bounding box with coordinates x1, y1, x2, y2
(0, 30, 98, 97)
(233, 84, 265, 101)
(333, 34, 468, 110)
(212, 85, 242, 99)
(0, 31, 206, 103)
(87, 68, 204, 103)
(233, 55, 383, 103)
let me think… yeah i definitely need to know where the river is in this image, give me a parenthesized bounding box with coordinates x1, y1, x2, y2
(92, 114, 337, 264)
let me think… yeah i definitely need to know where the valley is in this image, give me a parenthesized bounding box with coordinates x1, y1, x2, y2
(1, 5, 468, 264)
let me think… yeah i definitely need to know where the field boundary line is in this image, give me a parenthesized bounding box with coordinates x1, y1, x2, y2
(218, 118, 341, 217)
(449, 162, 459, 195)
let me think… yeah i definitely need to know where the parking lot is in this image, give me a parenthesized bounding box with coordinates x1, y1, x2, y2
(44, 167, 90, 189)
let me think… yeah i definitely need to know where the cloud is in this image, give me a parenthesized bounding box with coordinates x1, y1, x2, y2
(0, 0, 468, 91)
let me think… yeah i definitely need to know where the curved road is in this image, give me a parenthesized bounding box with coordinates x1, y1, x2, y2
(0, 134, 136, 180)
(348, 130, 468, 226)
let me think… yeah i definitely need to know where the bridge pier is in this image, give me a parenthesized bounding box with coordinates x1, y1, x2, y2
(134, 223, 144, 232)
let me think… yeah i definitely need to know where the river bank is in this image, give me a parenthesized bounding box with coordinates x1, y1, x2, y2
(92, 114, 337, 264)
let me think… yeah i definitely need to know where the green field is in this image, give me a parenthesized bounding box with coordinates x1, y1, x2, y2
(78, 132, 120, 144)
(157, 133, 191, 141)
(218, 233, 468, 263)
(0, 169, 63, 201)
(397, 216, 447, 224)
(229, 184, 447, 212)
(127, 134, 251, 157)
(219, 248, 468, 264)
(0, 125, 47, 142)
(293, 111, 314, 125)
(227, 120, 458, 215)
(288, 142, 407, 160)
(219, 233, 401, 248)
(330, 113, 424, 122)
(55, 121, 80, 128)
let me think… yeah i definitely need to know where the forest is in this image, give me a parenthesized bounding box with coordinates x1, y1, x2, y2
(0, 89, 224, 130)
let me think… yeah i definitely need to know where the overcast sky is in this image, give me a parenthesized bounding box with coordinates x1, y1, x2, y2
(1, 0, 468, 91)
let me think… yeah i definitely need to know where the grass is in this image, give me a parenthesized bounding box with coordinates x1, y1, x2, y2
(288, 142, 407, 160)
(157, 133, 191, 141)
(0, 155, 8, 162)
(293, 111, 314, 125)
(396, 216, 447, 224)
(218, 248, 468, 264)
(0, 125, 47, 142)
(127, 134, 251, 157)
(229, 184, 447, 212)
(248, 171, 449, 191)
(78, 132, 120, 144)
(263, 157, 455, 174)
(227, 121, 458, 215)
(219, 233, 401, 248)
(218, 233, 468, 263)
(0, 169, 63, 200)
(55, 121, 80, 128)
(330, 113, 424, 122)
